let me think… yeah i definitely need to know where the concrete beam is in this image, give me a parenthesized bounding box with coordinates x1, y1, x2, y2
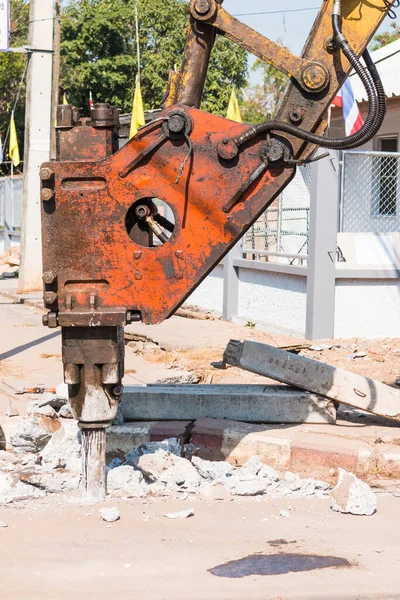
(224, 340, 400, 422)
(121, 384, 336, 424)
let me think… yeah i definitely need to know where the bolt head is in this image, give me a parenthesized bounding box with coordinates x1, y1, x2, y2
(41, 188, 55, 202)
(42, 270, 57, 284)
(42, 314, 49, 326)
(194, 0, 211, 14)
(44, 291, 58, 304)
(168, 114, 186, 134)
(302, 64, 328, 92)
(40, 167, 54, 181)
(289, 110, 303, 125)
(217, 139, 239, 161)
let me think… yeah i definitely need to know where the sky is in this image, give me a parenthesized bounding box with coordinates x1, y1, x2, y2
(224, 0, 397, 83)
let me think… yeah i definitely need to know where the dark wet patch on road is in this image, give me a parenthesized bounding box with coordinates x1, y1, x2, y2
(209, 553, 351, 578)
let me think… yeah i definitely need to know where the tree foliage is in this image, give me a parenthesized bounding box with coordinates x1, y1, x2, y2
(241, 53, 289, 125)
(371, 22, 400, 50)
(60, 0, 248, 116)
(0, 0, 29, 167)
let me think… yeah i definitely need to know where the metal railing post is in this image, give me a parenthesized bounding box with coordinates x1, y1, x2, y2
(305, 152, 339, 340)
(222, 240, 242, 321)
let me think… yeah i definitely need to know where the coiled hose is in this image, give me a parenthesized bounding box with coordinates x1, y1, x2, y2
(231, 0, 387, 151)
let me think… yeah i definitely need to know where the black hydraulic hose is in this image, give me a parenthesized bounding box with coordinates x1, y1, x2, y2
(232, 0, 386, 151)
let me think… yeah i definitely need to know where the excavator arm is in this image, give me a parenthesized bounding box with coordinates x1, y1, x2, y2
(40, 0, 396, 499)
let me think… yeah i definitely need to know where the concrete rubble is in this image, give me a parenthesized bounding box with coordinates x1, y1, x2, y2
(10, 417, 53, 453)
(0, 407, 377, 514)
(40, 421, 82, 471)
(330, 468, 377, 516)
(100, 507, 120, 522)
(163, 509, 195, 519)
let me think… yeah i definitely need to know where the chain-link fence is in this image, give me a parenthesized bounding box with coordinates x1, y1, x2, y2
(0, 174, 24, 250)
(341, 150, 400, 233)
(243, 165, 311, 262)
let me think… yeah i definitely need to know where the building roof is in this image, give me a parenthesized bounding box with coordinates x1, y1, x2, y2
(350, 38, 400, 102)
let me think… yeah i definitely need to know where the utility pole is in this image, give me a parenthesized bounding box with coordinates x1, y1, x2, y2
(18, 0, 54, 293)
(50, 0, 61, 160)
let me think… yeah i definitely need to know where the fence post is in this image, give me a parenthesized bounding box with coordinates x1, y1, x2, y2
(305, 153, 339, 340)
(222, 241, 242, 321)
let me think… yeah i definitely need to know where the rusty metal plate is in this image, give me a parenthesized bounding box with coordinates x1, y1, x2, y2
(41, 107, 295, 324)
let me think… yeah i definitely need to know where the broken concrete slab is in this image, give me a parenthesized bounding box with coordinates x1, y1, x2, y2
(125, 438, 182, 466)
(224, 340, 400, 421)
(10, 417, 52, 454)
(192, 456, 234, 481)
(137, 451, 201, 490)
(41, 422, 81, 471)
(331, 468, 377, 516)
(107, 465, 146, 498)
(224, 477, 270, 497)
(121, 384, 336, 424)
(0, 470, 46, 504)
(107, 422, 190, 459)
(59, 403, 73, 419)
(20, 470, 80, 493)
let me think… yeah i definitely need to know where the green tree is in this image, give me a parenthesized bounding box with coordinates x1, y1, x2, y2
(60, 0, 248, 116)
(0, 0, 29, 169)
(241, 55, 289, 125)
(371, 22, 400, 50)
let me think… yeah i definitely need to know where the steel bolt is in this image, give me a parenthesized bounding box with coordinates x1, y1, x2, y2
(168, 114, 186, 134)
(302, 64, 328, 92)
(289, 110, 303, 125)
(43, 312, 58, 328)
(324, 36, 336, 53)
(41, 188, 55, 202)
(40, 167, 54, 181)
(44, 291, 58, 304)
(194, 0, 211, 15)
(42, 270, 57, 284)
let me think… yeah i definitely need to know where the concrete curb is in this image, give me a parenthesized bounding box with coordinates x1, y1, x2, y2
(107, 417, 400, 481)
(0, 289, 44, 311)
(190, 416, 400, 479)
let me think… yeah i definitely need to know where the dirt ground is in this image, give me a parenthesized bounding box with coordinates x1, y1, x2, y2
(1, 494, 400, 600)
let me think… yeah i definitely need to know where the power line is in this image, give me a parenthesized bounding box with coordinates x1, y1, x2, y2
(233, 7, 320, 17)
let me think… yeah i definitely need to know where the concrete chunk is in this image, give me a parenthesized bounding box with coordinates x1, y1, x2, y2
(330, 468, 377, 516)
(41, 422, 81, 471)
(192, 456, 234, 481)
(10, 418, 52, 454)
(107, 465, 146, 497)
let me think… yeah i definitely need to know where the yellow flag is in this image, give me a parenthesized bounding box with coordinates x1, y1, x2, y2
(227, 87, 242, 123)
(9, 112, 20, 168)
(62, 93, 68, 105)
(129, 77, 145, 139)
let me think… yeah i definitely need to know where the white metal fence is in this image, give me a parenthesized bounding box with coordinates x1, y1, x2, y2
(0, 175, 23, 251)
(243, 165, 311, 264)
(340, 150, 400, 233)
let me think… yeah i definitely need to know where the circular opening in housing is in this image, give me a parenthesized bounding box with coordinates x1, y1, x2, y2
(125, 198, 175, 248)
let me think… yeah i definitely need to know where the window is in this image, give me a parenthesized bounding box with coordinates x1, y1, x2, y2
(372, 137, 398, 216)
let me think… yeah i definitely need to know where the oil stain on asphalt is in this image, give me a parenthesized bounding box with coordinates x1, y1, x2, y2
(209, 553, 351, 578)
